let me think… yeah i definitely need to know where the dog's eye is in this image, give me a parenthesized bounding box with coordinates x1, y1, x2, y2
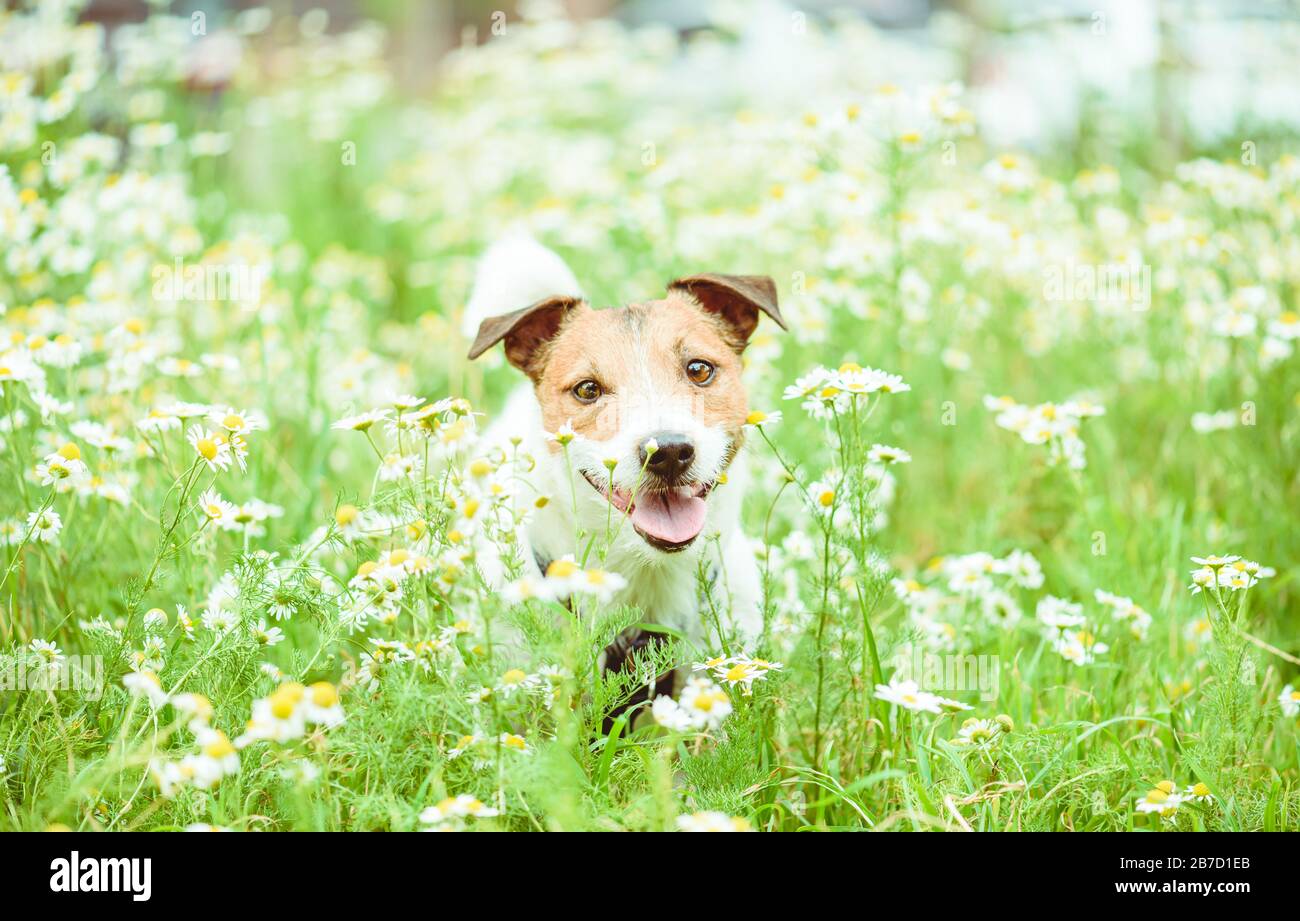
(572, 379, 602, 403)
(685, 359, 715, 385)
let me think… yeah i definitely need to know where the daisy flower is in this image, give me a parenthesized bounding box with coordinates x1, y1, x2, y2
(495, 668, 541, 697)
(387, 393, 426, 412)
(999, 549, 1044, 589)
(197, 488, 235, 524)
(208, 406, 264, 436)
(26, 509, 62, 543)
(1094, 589, 1152, 639)
(1053, 627, 1109, 666)
(35, 445, 89, 488)
(952, 717, 1004, 750)
(201, 607, 238, 634)
(676, 811, 753, 832)
(693, 654, 733, 673)
(1036, 595, 1085, 630)
(569, 567, 627, 603)
(711, 654, 783, 695)
(503, 575, 555, 604)
(874, 677, 943, 714)
(447, 733, 483, 759)
(187, 424, 233, 472)
(29, 638, 65, 671)
(170, 693, 214, 729)
(1135, 781, 1184, 820)
(1190, 554, 1240, 570)
(652, 695, 695, 732)
(378, 452, 421, 482)
(806, 478, 838, 512)
(184, 728, 240, 788)
(677, 677, 734, 730)
(142, 608, 168, 632)
(301, 681, 345, 728)
(548, 422, 576, 446)
(867, 443, 911, 465)
(332, 409, 391, 432)
(253, 620, 284, 646)
(236, 683, 308, 747)
(420, 794, 499, 826)
(744, 409, 782, 429)
(123, 669, 168, 708)
(1278, 684, 1300, 718)
(715, 658, 762, 692)
(499, 733, 530, 754)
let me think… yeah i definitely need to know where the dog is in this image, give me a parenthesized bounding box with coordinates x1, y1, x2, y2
(464, 234, 783, 709)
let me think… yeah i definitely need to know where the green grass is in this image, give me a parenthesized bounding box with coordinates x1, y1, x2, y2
(0, 4, 1297, 832)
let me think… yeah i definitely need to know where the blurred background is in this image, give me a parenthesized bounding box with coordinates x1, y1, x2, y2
(75, 0, 1300, 164)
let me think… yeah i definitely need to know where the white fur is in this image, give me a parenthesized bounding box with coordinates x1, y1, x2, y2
(470, 236, 762, 653)
(461, 231, 584, 340)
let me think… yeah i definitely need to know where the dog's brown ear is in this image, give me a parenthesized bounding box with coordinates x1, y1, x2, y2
(467, 296, 584, 376)
(667, 274, 784, 346)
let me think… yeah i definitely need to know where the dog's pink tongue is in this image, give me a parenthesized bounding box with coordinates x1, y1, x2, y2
(630, 491, 707, 544)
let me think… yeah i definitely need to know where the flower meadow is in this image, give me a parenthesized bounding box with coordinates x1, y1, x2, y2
(1, 2, 1299, 833)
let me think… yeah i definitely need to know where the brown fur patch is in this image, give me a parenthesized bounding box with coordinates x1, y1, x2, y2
(534, 296, 749, 450)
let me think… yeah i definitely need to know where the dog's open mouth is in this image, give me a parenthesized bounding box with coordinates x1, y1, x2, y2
(582, 471, 714, 551)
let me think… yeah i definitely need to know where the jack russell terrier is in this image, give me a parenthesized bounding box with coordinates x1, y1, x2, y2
(464, 235, 783, 710)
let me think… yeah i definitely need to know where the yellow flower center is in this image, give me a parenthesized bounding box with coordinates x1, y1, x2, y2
(203, 733, 235, 759)
(309, 681, 338, 708)
(57, 442, 81, 461)
(547, 559, 578, 579)
(724, 664, 749, 683)
(195, 438, 218, 460)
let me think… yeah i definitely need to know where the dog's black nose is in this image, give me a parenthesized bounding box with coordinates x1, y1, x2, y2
(639, 433, 695, 482)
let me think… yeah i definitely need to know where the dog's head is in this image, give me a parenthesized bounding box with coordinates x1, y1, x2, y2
(469, 274, 783, 552)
